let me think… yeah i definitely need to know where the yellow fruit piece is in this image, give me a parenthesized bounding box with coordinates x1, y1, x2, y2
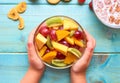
(64, 37, 74, 45)
(39, 46, 47, 57)
(63, 18, 79, 30)
(64, 52, 78, 64)
(35, 33, 47, 50)
(16, 2, 27, 13)
(7, 8, 19, 20)
(52, 41, 68, 55)
(56, 30, 70, 41)
(42, 51, 57, 64)
(74, 38, 84, 47)
(18, 16, 24, 30)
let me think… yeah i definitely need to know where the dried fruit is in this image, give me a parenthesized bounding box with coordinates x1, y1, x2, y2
(7, 1, 27, 30)
(16, 2, 27, 13)
(47, 0, 60, 5)
(7, 8, 19, 20)
(18, 16, 24, 30)
(62, 0, 71, 2)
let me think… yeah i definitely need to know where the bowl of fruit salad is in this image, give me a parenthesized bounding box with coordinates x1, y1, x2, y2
(93, 0, 120, 28)
(34, 16, 87, 69)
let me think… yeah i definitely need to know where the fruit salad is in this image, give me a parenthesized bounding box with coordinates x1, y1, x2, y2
(34, 16, 86, 69)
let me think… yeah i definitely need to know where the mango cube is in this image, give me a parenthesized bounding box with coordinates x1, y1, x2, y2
(52, 41, 68, 55)
(35, 33, 47, 50)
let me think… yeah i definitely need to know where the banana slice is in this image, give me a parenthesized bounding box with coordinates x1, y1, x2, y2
(7, 8, 19, 20)
(16, 2, 27, 13)
(18, 16, 24, 30)
(47, 0, 60, 5)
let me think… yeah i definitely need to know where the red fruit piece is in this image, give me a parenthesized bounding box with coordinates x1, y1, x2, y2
(39, 26, 50, 37)
(49, 29, 57, 41)
(89, 1, 93, 10)
(78, 0, 85, 4)
(56, 52, 66, 59)
(59, 40, 70, 47)
(74, 30, 83, 39)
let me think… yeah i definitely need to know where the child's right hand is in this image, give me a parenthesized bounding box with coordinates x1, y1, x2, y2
(21, 28, 45, 83)
(27, 28, 45, 71)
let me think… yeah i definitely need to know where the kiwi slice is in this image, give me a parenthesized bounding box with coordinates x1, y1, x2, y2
(69, 30, 75, 37)
(67, 48, 81, 58)
(52, 59, 67, 67)
(46, 17, 63, 27)
(46, 36, 54, 50)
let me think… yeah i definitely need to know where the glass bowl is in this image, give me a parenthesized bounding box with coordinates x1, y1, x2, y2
(34, 16, 87, 69)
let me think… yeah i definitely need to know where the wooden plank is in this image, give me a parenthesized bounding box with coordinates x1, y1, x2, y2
(0, 0, 91, 4)
(0, 53, 120, 83)
(0, 5, 120, 52)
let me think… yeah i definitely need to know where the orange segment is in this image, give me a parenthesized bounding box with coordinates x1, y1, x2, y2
(74, 38, 85, 47)
(42, 51, 57, 64)
(64, 52, 78, 64)
(56, 30, 70, 41)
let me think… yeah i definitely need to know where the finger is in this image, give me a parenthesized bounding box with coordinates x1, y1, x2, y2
(27, 28, 37, 58)
(28, 28, 37, 44)
(28, 42, 45, 70)
(81, 31, 95, 61)
(27, 42, 37, 59)
(84, 31, 96, 64)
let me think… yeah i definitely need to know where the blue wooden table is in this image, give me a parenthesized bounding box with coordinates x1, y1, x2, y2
(0, 0, 120, 83)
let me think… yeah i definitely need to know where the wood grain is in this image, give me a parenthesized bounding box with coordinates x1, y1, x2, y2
(0, 1, 120, 83)
(0, 53, 120, 83)
(0, 0, 90, 4)
(0, 5, 120, 52)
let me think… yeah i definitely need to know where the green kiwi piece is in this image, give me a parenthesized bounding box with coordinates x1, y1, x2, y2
(52, 59, 67, 67)
(46, 17, 63, 27)
(67, 48, 81, 58)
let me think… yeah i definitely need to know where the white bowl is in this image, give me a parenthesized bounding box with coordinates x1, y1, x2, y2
(93, 0, 120, 28)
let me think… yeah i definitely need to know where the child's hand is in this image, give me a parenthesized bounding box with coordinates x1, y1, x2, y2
(21, 28, 45, 83)
(70, 31, 96, 83)
(27, 28, 45, 71)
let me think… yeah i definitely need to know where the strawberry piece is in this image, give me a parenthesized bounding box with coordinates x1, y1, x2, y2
(89, 1, 93, 10)
(78, 0, 85, 4)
